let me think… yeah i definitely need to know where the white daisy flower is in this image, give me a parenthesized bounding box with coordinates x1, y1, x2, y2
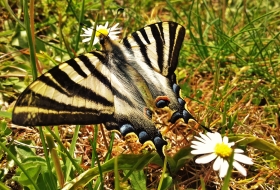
(191, 132, 253, 178)
(81, 21, 121, 45)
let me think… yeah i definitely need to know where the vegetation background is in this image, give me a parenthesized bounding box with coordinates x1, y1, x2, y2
(0, 0, 280, 189)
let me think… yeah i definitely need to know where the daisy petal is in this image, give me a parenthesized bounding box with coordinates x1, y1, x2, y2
(222, 136, 229, 144)
(191, 144, 214, 150)
(213, 156, 222, 171)
(191, 148, 215, 155)
(82, 38, 91, 43)
(191, 132, 253, 178)
(191, 140, 209, 147)
(213, 132, 223, 143)
(227, 142, 235, 147)
(190, 144, 206, 150)
(195, 153, 217, 164)
(193, 135, 208, 143)
(234, 153, 253, 165)
(219, 159, 229, 178)
(81, 21, 121, 45)
(104, 21, 109, 28)
(207, 132, 222, 144)
(200, 133, 212, 142)
(234, 148, 244, 153)
(233, 161, 247, 176)
(111, 23, 119, 30)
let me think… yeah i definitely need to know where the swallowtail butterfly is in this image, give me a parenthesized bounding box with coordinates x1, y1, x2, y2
(12, 21, 199, 170)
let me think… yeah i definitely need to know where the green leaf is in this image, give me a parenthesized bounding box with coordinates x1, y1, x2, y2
(160, 174, 173, 190)
(0, 181, 10, 190)
(13, 165, 41, 190)
(228, 134, 280, 159)
(0, 111, 12, 119)
(172, 146, 193, 171)
(62, 153, 158, 190)
(10, 31, 29, 48)
(15, 143, 37, 160)
(36, 172, 57, 190)
(0, 121, 12, 137)
(0, 121, 12, 160)
(22, 157, 48, 173)
(124, 170, 146, 190)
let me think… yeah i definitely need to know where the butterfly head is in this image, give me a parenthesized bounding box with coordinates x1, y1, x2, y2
(96, 33, 109, 47)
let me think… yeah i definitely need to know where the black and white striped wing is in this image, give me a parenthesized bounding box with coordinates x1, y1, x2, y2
(12, 52, 114, 126)
(122, 22, 185, 77)
(122, 22, 193, 123)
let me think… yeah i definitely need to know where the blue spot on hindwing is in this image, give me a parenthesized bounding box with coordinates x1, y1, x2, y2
(120, 124, 135, 136)
(183, 110, 193, 123)
(170, 111, 183, 123)
(138, 131, 150, 144)
(177, 97, 185, 107)
(156, 99, 170, 108)
(172, 83, 180, 95)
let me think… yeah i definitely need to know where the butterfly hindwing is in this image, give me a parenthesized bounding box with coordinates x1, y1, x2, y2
(122, 22, 194, 123)
(122, 22, 185, 77)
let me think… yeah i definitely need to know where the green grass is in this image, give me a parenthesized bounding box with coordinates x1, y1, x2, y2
(0, 0, 280, 189)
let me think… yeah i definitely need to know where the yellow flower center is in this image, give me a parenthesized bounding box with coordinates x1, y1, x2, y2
(96, 28, 109, 37)
(214, 143, 232, 158)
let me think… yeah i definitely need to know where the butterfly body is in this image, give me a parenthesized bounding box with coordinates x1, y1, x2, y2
(12, 21, 196, 168)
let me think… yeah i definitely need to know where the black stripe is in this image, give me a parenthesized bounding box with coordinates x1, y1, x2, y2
(43, 66, 113, 106)
(78, 53, 111, 90)
(131, 31, 153, 69)
(150, 24, 164, 73)
(88, 51, 106, 63)
(13, 108, 113, 126)
(168, 22, 177, 67)
(140, 29, 150, 44)
(168, 23, 185, 76)
(105, 44, 144, 107)
(112, 86, 135, 107)
(39, 73, 70, 96)
(48, 91, 98, 112)
(122, 38, 131, 51)
(17, 90, 113, 112)
(65, 58, 87, 78)
(122, 38, 140, 65)
(82, 50, 135, 109)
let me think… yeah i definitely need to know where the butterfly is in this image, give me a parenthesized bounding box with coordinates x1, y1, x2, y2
(12, 21, 199, 170)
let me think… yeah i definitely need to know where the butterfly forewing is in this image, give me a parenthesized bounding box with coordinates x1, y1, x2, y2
(12, 52, 114, 126)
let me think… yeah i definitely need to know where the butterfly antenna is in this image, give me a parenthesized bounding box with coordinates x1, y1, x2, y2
(200, 123, 212, 132)
(192, 116, 212, 132)
(108, 8, 124, 33)
(79, 22, 88, 27)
